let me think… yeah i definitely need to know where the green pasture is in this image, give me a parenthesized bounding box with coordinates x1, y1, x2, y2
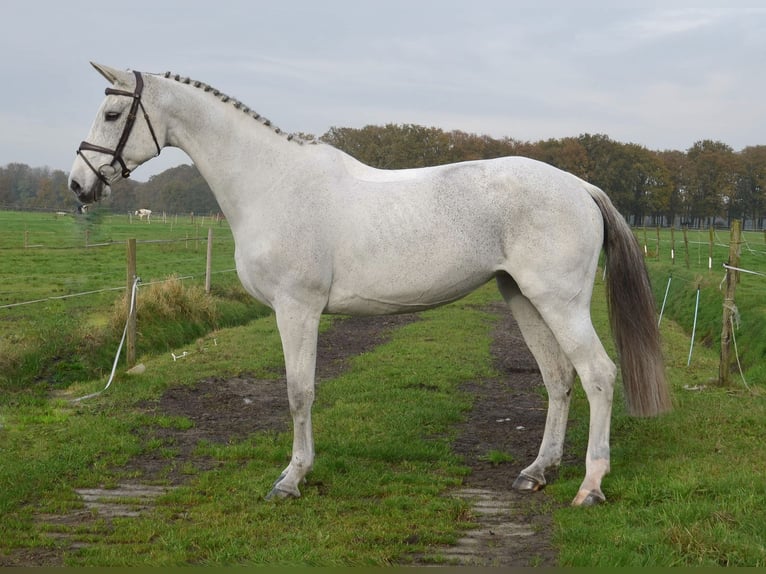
(0, 209, 266, 391)
(1, 210, 765, 565)
(640, 226, 766, 385)
(0, 208, 235, 303)
(557, 225, 766, 566)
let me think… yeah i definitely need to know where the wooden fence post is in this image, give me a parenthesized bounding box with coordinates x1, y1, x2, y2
(670, 226, 676, 264)
(205, 228, 213, 294)
(719, 221, 741, 386)
(682, 226, 690, 268)
(126, 238, 137, 368)
(656, 226, 660, 260)
(708, 225, 714, 271)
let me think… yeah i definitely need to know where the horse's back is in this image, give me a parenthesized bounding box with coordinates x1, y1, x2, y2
(332, 154, 605, 261)
(319, 154, 604, 315)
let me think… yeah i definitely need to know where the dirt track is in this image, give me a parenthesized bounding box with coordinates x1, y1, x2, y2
(2, 304, 561, 566)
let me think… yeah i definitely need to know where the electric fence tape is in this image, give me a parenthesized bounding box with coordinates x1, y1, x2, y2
(72, 276, 141, 402)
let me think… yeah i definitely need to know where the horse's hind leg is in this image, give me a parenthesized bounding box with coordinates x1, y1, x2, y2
(499, 270, 617, 506)
(497, 274, 576, 492)
(528, 288, 616, 506)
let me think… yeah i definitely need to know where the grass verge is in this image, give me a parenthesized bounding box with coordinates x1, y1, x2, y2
(2, 255, 765, 565)
(0, 288, 498, 566)
(550, 268, 766, 566)
(0, 274, 269, 394)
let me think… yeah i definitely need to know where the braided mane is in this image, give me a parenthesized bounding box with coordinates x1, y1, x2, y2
(160, 71, 317, 145)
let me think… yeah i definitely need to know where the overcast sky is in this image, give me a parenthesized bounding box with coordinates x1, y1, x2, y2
(2, 0, 765, 180)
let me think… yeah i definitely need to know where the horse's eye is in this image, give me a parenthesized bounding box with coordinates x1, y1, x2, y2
(105, 111, 121, 122)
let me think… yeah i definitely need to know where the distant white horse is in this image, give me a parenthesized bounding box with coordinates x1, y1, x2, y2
(135, 208, 152, 222)
(69, 63, 671, 506)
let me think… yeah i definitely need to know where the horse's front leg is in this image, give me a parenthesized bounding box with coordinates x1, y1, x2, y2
(266, 302, 322, 499)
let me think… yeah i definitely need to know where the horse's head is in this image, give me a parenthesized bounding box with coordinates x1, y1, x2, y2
(69, 63, 163, 204)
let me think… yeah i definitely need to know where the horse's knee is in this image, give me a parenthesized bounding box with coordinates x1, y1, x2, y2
(287, 387, 314, 417)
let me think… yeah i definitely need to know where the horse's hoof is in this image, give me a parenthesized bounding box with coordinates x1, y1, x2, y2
(571, 489, 605, 507)
(265, 486, 299, 501)
(271, 471, 288, 489)
(512, 473, 544, 492)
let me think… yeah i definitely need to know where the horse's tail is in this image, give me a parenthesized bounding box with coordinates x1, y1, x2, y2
(586, 184, 672, 417)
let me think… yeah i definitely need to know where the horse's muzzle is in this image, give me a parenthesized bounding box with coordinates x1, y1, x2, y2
(69, 177, 83, 197)
(69, 175, 108, 204)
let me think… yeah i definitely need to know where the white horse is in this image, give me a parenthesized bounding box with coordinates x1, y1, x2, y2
(69, 63, 671, 506)
(135, 208, 152, 222)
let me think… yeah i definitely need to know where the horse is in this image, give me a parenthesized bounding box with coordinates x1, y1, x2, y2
(135, 208, 152, 222)
(69, 63, 671, 506)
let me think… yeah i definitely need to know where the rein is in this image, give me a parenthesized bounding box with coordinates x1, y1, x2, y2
(77, 70, 161, 190)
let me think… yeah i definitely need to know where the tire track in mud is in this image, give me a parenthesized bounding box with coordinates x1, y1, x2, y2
(2, 308, 559, 566)
(1, 314, 417, 566)
(410, 302, 559, 567)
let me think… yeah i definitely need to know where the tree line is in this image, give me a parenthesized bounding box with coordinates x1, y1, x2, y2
(0, 163, 218, 216)
(2, 126, 765, 228)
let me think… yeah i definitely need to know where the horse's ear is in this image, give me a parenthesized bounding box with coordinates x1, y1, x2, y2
(90, 62, 131, 85)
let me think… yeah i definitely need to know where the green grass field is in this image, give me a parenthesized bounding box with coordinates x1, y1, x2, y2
(0, 208, 268, 391)
(640, 225, 766, 385)
(0, 207, 236, 308)
(557, 225, 766, 566)
(1, 211, 765, 565)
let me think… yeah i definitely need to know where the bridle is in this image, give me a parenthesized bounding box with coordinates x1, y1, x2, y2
(77, 70, 161, 190)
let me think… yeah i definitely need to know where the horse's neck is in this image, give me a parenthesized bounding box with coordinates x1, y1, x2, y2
(160, 79, 307, 222)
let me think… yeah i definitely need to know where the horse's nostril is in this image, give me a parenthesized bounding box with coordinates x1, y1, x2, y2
(70, 179, 82, 195)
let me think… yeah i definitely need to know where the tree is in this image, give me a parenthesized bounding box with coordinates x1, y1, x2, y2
(33, 176, 56, 209)
(528, 137, 589, 179)
(135, 164, 218, 215)
(443, 131, 523, 163)
(657, 150, 691, 226)
(4, 128, 766, 227)
(686, 140, 737, 227)
(736, 146, 766, 229)
(620, 144, 672, 226)
(322, 124, 452, 168)
(0, 163, 35, 207)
